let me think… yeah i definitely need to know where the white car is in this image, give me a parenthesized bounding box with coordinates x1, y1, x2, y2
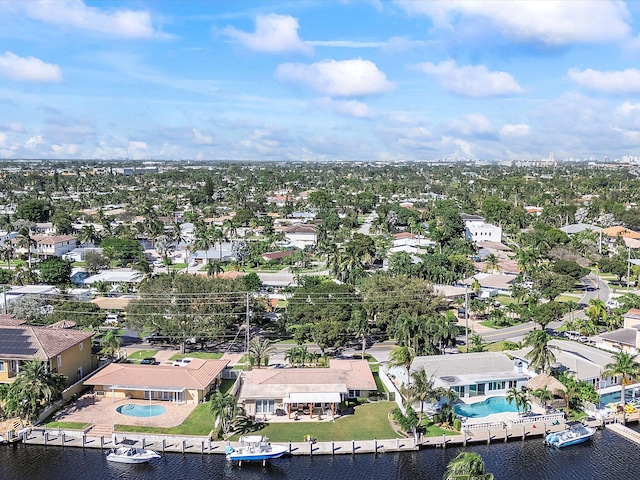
(172, 357, 194, 367)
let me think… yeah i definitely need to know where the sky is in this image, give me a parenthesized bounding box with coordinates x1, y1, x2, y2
(3, 0, 640, 162)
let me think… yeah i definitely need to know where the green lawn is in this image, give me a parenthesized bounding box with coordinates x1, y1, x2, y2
(46, 421, 92, 430)
(169, 263, 188, 270)
(115, 402, 215, 436)
(494, 295, 518, 305)
(235, 402, 400, 442)
(169, 352, 223, 360)
(422, 421, 460, 437)
(556, 295, 581, 302)
(127, 350, 158, 361)
(219, 379, 236, 395)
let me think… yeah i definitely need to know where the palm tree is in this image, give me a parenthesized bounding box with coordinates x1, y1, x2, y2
(194, 226, 214, 265)
(350, 308, 371, 359)
(0, 241, 14, 269)
(524, 329, 556, 373)
(209, 390, 238, 438)
(586, 298, 607, 326)
(444, 452, 494, 480)
(248, 337, 275, 369)
(208, 226, 227, 261)
(99, 329, 121, 358)
(603, 351, 640, 423)
(483, 254, 500, 273)
(206, 260, 224, 276)
(16, 226, 37, 269)
(506, 387, 530, 417)
(531, 386, 554, 412)
(389, 345, 415, 386)
(407, 369, 435, 421)
(77, 224, 100, 246)
(4, 360, 67, 421)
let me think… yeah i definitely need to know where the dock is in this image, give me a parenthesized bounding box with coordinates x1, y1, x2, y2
(605, 423, 640, 446)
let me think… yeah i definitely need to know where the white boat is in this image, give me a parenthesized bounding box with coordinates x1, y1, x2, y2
(0, 435, 6, 445)
(225, 436, 288, 465)
(106, 446, 161, 464)
(545, 421, 597, 448)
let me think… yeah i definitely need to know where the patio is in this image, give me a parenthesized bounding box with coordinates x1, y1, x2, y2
(52, 393, 197, 430)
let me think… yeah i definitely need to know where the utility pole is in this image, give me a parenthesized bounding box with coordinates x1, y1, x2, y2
(465, 284, 469, 353)
(245, 292, 250, 353)
(2, 285, 6, 315)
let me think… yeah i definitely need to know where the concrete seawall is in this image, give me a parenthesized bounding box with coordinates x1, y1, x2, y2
(19, 419, 582, 456)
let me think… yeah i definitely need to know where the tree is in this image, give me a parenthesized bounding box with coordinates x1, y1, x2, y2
(532, 271, 576, 301)
(444, 452, 494, 480)
(206, 260, 224, 276)
(470, 333, 486, 352)
(84, 250, 109, 274)
(524, 329, 555, 373)
(16, 226, 36, 269)
(586, 298, 607, 326)
(77, 224, 101, 246)
(99, 329, 121, 358)
(38, 257, 72, 285)
(16, 199, 52, 223)
(603, 351, 640, 423)
(531, 386, 554, 411)
(7, 295, 46, 323)
(100, 237, 143, 267)
(506, 387, 530, 417)
(248, 337, 275, 369)
(210, 390, 239, 438)
(4, 360, 66, 421)
(0, 241, 15, 269)
(349, 308, 370, 359)
(389, 345, 415, 386)
(552, 260, 589, 280)
(242, 272, 263, 292)
(407, 369, 435, 421)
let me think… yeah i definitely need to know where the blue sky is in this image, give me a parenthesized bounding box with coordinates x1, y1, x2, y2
(3, 0, 640, 161)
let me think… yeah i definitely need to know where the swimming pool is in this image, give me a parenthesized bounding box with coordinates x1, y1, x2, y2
(599, 388, 639, 406)
(116, 404, 167, 417)
(454, 396, 519, 418)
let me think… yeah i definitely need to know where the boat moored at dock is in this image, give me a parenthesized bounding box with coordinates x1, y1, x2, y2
(225, 436, 288, 465)
(545, 422, 596, 448)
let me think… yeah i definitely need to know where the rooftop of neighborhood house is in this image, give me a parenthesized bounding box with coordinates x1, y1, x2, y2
(83, 359, 229, 390)
(31, 234, 77, 244)
(0, 324, 92, 361)
(84, 269, 143, 284)
(598, 328, 639, 347)
(408, 352, 522, 388)
(623, 308, 640, 321)
(559, 223, 602, 234)
(239, 360, 376, 401)
(602, 226, 640, 239)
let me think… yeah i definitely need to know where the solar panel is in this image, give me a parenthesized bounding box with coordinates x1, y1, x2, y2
(0, 328, 38, 356)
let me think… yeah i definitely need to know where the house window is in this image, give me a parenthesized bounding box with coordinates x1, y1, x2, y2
(348, 390, 361, 398)
(77, 367, 83, 381)
(0, 361, 4, 372)
(57, 355, 62, 367)
(508, 380, 517, 389)
(79, 342, 84, 351)
(256, 400, 275, 414)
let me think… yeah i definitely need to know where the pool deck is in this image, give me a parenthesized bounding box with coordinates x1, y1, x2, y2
(52, 393, 197, 433)
(454, 395, 545, 426)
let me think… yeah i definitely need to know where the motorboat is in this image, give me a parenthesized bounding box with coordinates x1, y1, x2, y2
(225, 436, 288, 465)
(0, 435, 6, 445)
(106, 446, 161, 464)
(545, 421, 596, 448)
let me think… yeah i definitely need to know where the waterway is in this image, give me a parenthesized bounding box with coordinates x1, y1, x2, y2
(1, 428, 639, 479)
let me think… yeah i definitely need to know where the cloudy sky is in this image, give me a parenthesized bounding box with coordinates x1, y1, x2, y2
(2, 0, 640, 161)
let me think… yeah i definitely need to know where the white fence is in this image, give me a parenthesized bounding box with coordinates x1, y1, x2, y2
(509, 412, 564, 425)
(379, 367, 405, 413)
(462, 421, 506, 430)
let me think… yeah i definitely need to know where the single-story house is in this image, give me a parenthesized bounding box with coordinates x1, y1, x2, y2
(238, 360, 377, 419)
(283, 224, 317, 246)
(0, 322, 94, 386)
(398, 352, 529, 400)
(191, 242, 234, 264)
(509, 340, 618, 391)
(597, 308, 640, 354)
(84, 359, 229, 404)
(62, 247, 104, 262)
(83, 269, 143, 286)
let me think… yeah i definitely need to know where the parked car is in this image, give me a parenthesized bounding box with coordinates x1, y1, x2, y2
(140, 357, 157, 365)
(172, 357, 194, 367)
(144, 332, 172, 344)
(105, 314, 120, 325)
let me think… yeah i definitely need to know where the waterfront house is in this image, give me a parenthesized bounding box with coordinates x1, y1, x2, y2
(391, 352, 529, 400)
(83, 359, 229, 404)
(238, 360, 376, 419)
(0, 320, 94, 386)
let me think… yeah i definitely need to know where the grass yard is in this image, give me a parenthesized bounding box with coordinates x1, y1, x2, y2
(46, 421, 92, 430)
(169, 352, 223, 360)
(115, 402, 214, 436)
(556, 295, 581, 302)
(236, 402, 400, 442)
(421, 421, 460, 437)
(127, 350, 158, 361)
(494, 295, 517, 305)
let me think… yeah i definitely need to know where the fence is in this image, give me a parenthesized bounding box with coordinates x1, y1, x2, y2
(462, 421, 506, 430)
(509, 412, 564, 425)
(378, 367, 405, 413)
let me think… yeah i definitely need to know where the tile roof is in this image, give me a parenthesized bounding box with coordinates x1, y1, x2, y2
(0, 325, 92, 360)
(32, 235, 78, 244)
(84, 359, 229, 390)
(0, 314, 26, 326)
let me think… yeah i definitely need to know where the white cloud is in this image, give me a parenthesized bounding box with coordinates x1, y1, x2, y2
(445, 113, 494, 136)
(617, 101, 640, 115)
(192, 128, 215, 145)
(396, 0, 630, 45)
(0, 51, 62, 82)
(222, 14, 312, 54)
(315, 97, 372, 118)
(276, 58, 393, 96)
(0, 133, 6, 146)
(568, 67, 640, 93)
(6, 0, 163, 39)
(307, 40, 385, 48)
(51, 143, 80, 156)
(414, 60, 522, 97)
(500, 123, 530, 137)
(128, 141, 148, 159)
(25, 135, 45, 150)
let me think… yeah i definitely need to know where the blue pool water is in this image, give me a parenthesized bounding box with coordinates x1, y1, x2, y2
(599, 388, 639, 406)
(454, 396, 519, 418)
(116, 404, 167, 417)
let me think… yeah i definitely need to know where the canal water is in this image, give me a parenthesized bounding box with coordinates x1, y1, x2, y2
(1, 428, 639, 479)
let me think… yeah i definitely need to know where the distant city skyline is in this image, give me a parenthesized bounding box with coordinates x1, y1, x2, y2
(2, 1, 640, 162)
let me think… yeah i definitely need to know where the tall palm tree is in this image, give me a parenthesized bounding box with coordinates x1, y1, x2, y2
(208, 226, 227, 261)
(16, 227, 37, 269)
(350, 308, 370, 359)
(209, 390, 238, 437)
(445, 452, 494, 480)
(524, 329, 556, 373)
(77, 224, 100, 246)
(206, 260, 224, 276)
(586, 298, 607, 326)
(506, 387, 530, 417)
(407, 369, 435, 421)
(389, 345, 416, 386)
(100, 329, 121, 359)
(483, 254, 500, 273)
(603, 351, 640, 423)
(194, 226, 214, 265)
(0, 241, 15, 269)
(248, 337, 275, 369)
(531, 386, 554, 412)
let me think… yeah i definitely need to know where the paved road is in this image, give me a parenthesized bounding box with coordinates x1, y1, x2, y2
(357, 211, 376, 235)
